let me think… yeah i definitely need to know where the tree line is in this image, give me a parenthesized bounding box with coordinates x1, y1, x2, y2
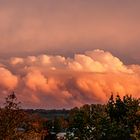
(65, 95, 140, 140)
(0, 93, 140, 140)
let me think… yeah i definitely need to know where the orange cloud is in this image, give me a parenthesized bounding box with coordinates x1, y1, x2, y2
(0, 67, 18, 90)
(0, 50, 140, 108)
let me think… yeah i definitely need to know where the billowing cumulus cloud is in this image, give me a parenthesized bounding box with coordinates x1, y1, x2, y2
(0, 67, 18, 90)
(69, 50, 133, 73)
(0, 49, 140, 109)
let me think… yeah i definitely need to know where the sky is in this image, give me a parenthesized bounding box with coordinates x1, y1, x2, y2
(0, 0, 140, 108)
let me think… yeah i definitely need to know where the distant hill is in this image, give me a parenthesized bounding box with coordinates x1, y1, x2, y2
(24, 109, 70, 120)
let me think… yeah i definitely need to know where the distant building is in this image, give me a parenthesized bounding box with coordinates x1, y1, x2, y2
(56, 132, 66, 140)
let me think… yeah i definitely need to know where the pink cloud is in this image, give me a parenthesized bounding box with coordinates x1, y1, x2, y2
(0, 50, 139, 108)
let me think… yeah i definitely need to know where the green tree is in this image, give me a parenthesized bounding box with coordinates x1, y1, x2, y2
(106, 94, 140, 140)
(67, 94, 140, 140)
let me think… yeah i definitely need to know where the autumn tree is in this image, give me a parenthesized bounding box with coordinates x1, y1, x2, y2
(0, 92, 43, 140)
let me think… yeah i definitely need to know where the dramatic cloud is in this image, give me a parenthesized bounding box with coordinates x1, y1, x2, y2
(0, 50, 140, 108)
(69, 50, 133, 73)
(0, 67, 18, 90)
